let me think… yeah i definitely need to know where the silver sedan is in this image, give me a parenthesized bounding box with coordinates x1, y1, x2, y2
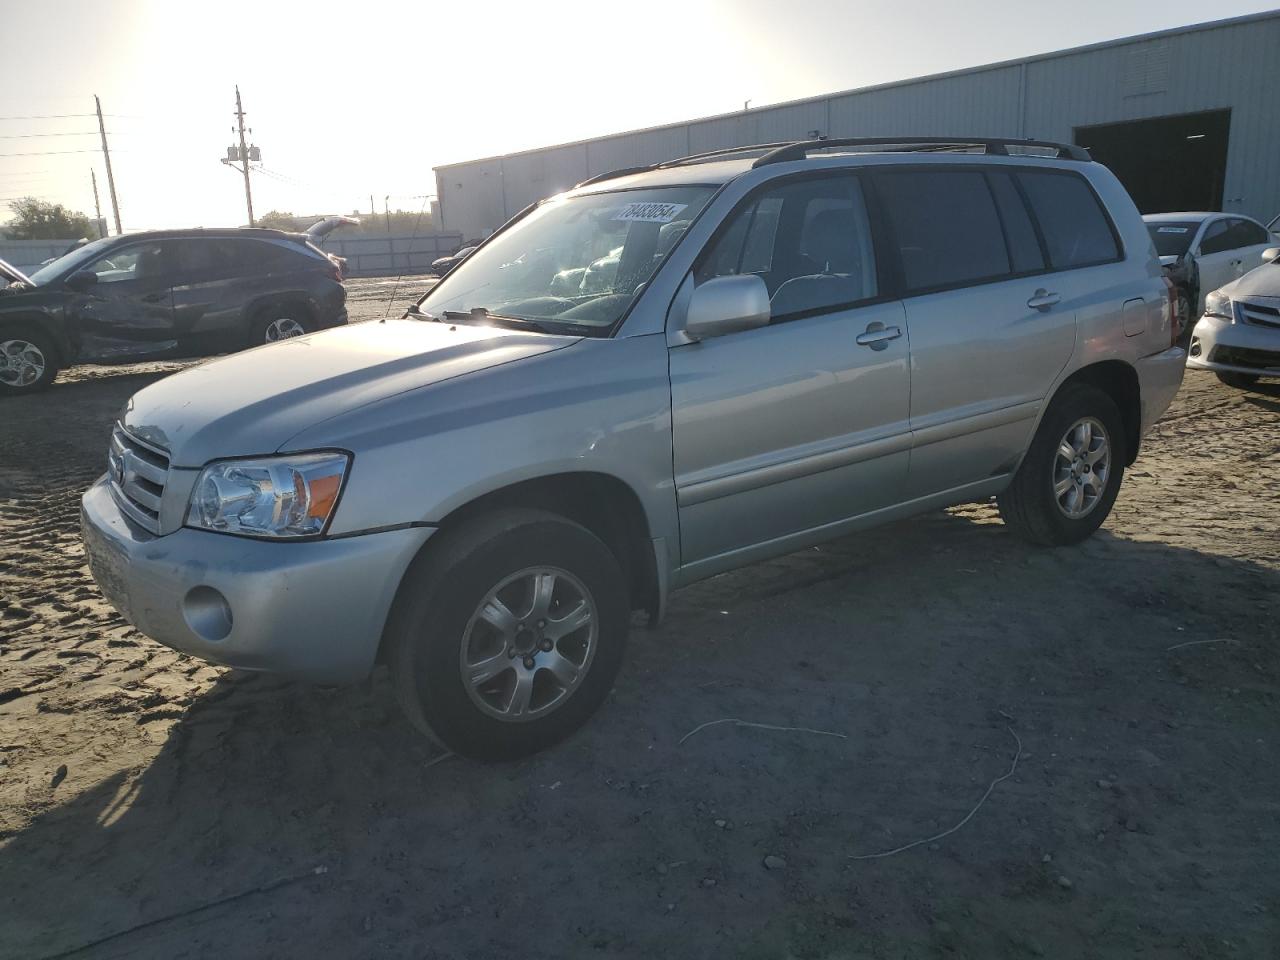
(1187, 245, 1280, 389)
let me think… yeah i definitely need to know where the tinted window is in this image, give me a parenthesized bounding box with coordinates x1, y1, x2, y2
(1146, 221, 1199, 257)
(86, 242, 166, 284)
(696, 174, 877, 319)
(1198, 220, 1232, 255)
(987, 172, 1045, 273)
(1018, 171, 1119, 268)
(1215, 218, 1270, 252)
(237, 240, 302, 273)
(875, 170, 1010, 291)
(172, 239, 240, 278)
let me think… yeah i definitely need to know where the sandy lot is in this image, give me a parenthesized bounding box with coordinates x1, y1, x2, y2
(2, 287, 1278, 958)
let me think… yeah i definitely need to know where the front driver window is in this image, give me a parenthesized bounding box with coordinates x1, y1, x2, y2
(86, 243, 165, 283)
(695, 175, 877, 321)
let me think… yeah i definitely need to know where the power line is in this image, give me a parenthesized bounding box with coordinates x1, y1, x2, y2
(0, 131, 101, 139)
(0, 113, 97, 120)
(0, 148, 114, 157)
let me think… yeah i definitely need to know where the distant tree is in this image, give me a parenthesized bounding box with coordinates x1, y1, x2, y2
(256, 209, 299, 231)
(4, 197, 93, 240)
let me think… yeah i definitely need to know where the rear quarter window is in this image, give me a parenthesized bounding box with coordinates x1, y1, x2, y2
(237, 240, 309, 273)
(1017, 171, 1120, 269)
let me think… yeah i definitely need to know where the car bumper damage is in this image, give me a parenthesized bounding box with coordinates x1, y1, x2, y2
(80, 476, 432, 683)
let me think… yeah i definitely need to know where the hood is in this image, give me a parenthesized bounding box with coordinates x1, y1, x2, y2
(122, 319, 579, 467)
(1220, 262, 1280, 301)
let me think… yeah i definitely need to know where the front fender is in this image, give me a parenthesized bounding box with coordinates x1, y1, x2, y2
(282, 333, 680, 551)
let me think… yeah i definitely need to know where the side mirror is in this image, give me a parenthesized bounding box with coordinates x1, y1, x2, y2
(684, 275, 770, 341)
(1262, 247, 1280, 264)
(65, 270, 99, 292)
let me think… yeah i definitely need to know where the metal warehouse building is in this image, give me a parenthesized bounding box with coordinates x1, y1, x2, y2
(434, 10, 1280, 240)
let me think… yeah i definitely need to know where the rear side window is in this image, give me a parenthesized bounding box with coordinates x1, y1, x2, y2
(1198, 220, 1232, 255)
(873, 170, 1011, 292)
(236, 240, 306, 273)
(987, 172, 1045, 274)
(1017, 171, 1119, 269)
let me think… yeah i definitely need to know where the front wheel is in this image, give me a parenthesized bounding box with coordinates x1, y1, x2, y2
(1216, 371, 1259, 390)
(387, 509, 629, 760)
(0, 330, 59, 396)
(998, 383, 1125, 546)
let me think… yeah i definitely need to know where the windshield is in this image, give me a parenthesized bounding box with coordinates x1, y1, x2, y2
(26, 236, 117, 286)
(418, 185, 717, 334)
(1146, 222, 1199, 258)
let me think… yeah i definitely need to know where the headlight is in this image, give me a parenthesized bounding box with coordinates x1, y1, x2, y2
(186, 452, 350, 539)
(1203, 290, 1233, 321)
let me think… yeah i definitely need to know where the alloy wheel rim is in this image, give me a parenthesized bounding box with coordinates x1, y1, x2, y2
(0, 339, 46, 387)
(1053, 416, 1110, 519)
(459, 566, 598, 722)
(264, 317, 306, 342)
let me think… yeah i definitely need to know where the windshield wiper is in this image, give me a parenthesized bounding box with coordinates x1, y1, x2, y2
(402, 302, 443, 322)
(441, 308, 555, 334)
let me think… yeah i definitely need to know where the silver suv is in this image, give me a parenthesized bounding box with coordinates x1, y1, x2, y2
(81, 137, 1186, 759)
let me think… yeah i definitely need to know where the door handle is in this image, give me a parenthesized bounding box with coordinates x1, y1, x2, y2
(140, 292, 165, 303)
(855, 322, 902, 349)
(1027, 289, 1061, 311)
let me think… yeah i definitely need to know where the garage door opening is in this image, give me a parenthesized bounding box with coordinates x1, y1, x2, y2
(1075, 110, 1230, 214)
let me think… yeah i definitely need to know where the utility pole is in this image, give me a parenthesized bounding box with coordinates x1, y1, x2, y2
(90, 169, 105, 238)
(384, 195, 390, 233)
(94, 95, 122, 234)
(234, 86, 254, 226)
(370, 194, 375, 219)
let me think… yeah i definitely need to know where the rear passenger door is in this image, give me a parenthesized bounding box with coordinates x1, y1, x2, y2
(871, 166, 1114, 499)
(1194, 218, 1239, 307)
(169, 238, 255, 353)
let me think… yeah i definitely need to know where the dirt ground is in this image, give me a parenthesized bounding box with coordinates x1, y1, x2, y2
(2, 281, 1278, 958)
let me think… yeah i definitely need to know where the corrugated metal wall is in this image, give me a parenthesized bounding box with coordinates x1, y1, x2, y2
(435, 12, 1280, 239)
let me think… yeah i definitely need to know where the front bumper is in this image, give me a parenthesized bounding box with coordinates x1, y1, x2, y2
(1135, 346, 1187, 436)
(1186, 314, 1280, 378)
(80, 476, 432, 683)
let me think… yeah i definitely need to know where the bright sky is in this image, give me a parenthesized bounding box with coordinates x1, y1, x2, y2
(2, 0, 1274, 231)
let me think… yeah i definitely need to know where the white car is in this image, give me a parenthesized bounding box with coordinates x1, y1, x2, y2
(1187, 245, 1280, 389)
(1144, 212, 1277, 328)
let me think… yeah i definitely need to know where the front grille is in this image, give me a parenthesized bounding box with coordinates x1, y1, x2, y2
(1211, 345, 1280, 373)
(1238, 300, 1280, 330)
(108, 426, 170, 533)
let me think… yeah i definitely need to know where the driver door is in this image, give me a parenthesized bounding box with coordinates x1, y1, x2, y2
(669, 172, 911, 574)
(72, 240, 177, 362)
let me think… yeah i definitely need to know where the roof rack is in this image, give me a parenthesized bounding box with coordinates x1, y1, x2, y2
(573, 142, 804, 189)
(753, 137, 1091, 166)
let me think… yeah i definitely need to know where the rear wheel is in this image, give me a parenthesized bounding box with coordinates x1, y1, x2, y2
(388, 508, 629, 760)
(998, 383, 1125, 546)
(0, 330, 59, 396)
(248, 306, 311, 347)
(1215, 371, 1259, 390)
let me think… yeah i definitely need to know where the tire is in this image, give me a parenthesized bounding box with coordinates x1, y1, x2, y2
(1174, 289, 1193, 346)
(248, 305, 311, 347)
(1215, 371, 1259, 390)
(0, 328, 60, 396)
(387, 508, 629, 760)
(998, 383, 1126, 546)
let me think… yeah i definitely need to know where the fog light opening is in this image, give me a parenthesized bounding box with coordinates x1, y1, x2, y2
(183, 585, 233, 642)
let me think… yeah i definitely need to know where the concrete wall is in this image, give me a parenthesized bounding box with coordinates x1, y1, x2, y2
(0, 240, 76, 273)
(434, 11, 1280, 239)
(311, 232, 464, 276)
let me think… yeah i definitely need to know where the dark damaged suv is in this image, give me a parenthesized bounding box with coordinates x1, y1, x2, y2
(0, 227, 348, 395)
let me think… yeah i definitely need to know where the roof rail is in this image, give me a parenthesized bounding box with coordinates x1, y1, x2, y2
(655, 142, 801, 169)
(574, 165, 656, 188)
(572, 142, 804, 188)
(752, 137, 1091, 167)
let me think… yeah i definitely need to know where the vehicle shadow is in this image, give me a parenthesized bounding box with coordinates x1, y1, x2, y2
(2, 505, 1278, 959)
